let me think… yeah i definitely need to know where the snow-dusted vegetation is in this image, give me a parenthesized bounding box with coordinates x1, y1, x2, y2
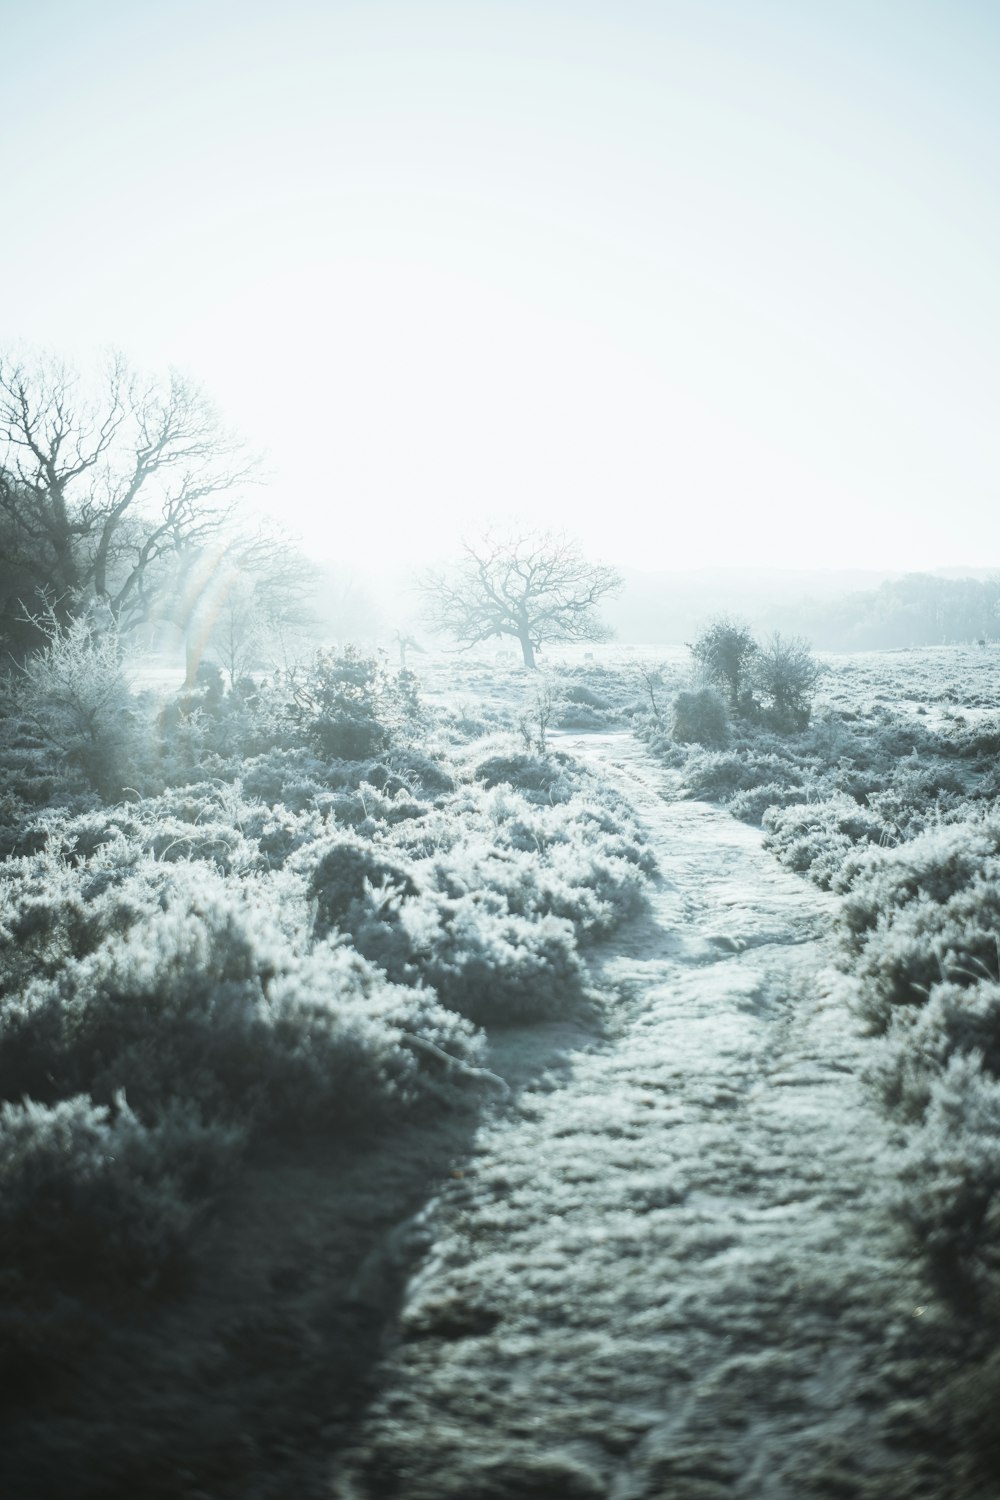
(0, 630, 655, 1490)
(641, 639, 1000, 1485)
(5, 627, 1000, 1495)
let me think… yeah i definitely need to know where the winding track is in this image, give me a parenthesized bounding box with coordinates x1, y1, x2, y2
(334, 733, 928, 1499)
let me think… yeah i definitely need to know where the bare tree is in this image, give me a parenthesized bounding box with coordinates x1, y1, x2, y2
(0, 351, 258, 637)
(419, 531, 622, 668)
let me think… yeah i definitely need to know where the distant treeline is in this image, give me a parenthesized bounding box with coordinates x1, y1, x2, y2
(784, 573, 1000, 651)
(607, 570, 1000, 651)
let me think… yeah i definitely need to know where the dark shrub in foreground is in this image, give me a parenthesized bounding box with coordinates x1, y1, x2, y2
(0, 870, 483, 1135)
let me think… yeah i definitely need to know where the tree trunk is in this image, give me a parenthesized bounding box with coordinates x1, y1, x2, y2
(519, 632, 536, 669)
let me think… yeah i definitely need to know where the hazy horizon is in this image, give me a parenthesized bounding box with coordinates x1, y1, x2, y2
(5, 1, 999, 576)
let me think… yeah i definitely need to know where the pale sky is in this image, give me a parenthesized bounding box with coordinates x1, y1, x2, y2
(4, 0, 999, 577)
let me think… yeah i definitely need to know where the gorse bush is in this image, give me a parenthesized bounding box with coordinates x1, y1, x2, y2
(0, 1091, 240, 1293)
(824, 806, 1000, 1330)
(471, 747, 575, 803)
(893, 1054, 1000, 1300)
(308, 836, 421, 940)
(0, 1091, 243, 1389)
(670, 688, 729, 747)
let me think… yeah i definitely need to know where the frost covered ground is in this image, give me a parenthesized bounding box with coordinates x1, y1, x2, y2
(3, 640, 998, 1497)
(332, 732, 953, 1500)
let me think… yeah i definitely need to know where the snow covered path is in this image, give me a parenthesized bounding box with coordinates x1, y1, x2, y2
(335, 733, 926, 1499)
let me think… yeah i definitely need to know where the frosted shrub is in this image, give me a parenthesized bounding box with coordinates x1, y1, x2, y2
(850, 875, 1000, 1033)
(506, 844, 649, 937)
(0, 1091, 243, 1388)
(894, 1053, 1000, 1296)
(472, 748, 575, 803)
(400, 892, 584, 1026)
(308, 836, 421, 940)
(670, 687, 729, 747)
(763, 796, 887, 889)
(0, 864, 483, 1134)
(561, 682, 612, 710)
(839, 819, 1000, 948)
(0, 1093, 240, 1293)
(689, 618, 758, 710)
(865, 760, 967, 838)
(0, 847, 165, 997)
(239, 800, 327, 868)
(276, 646, 421, 761)
(238, 747, 332, 807)
(14, 615, 137, 798)
(727, 780, 808, 825)
(750, 633, 819, 731)
(383, 747, 456, 795)
(872, 981, 1000, 1121)
(681, 748, 806, 804)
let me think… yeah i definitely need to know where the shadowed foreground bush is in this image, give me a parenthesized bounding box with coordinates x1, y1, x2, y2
(0, 863, 484, 1132)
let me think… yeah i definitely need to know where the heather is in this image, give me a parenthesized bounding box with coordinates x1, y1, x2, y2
(0, 633, 654, 1490)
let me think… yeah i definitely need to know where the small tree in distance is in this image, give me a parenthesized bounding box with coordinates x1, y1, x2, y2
(687, 618, 819, 732)
(418, 531, 622, 668)
(689, 618, 758, 711)
(752, 632, 820, 731)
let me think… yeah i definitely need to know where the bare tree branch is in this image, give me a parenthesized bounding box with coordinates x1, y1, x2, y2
(0, 351, 262, 645)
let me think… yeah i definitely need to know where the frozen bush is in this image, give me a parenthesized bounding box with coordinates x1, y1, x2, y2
(763, 796, 888, 889)
(683, 749, 806, 805)
(238, 748, 332, 806)
(307, 836, 421, 940)
(384, 747, 456, 795)
(399, 892, 585, 1026)
(277, 646, 421, 760)
(851, 876, 1000, 1033)
(727, 781, 808, 825)
(0, 1091, 244, 1390)
(865, 759, 967, 838)
(750, 633, 819, 731)
(472, 749, 574, 803)
(670, 688, 729, 747)
(557, 702, 609, 730)
(893, 1053, 1000, 1298)
(871, 981, 1000, 1121)
(689, 618, 757, 710)
(839, 818, 1000, 951)
(562, 683, 611, 709)
(11, 615, 137, 799)
(0, 847, 165, 997)
(0, 1093, 241, 1297)
(0, 868, 482, 1134)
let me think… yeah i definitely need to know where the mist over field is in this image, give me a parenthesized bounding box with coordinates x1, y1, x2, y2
(3, 1, 1000, 1496)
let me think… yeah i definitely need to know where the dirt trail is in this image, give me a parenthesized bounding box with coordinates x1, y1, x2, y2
(334, 733, 930, 1500)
